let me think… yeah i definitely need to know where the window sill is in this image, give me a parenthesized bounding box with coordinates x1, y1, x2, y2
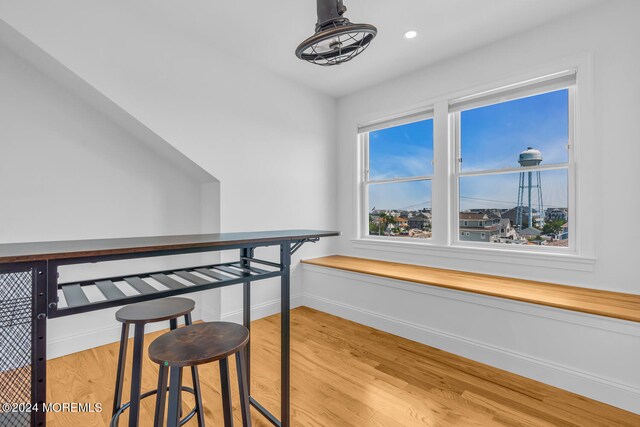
(350, 238, 596, 272)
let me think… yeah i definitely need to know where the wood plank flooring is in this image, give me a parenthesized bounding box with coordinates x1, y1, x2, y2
(302, 255, 640, 322)
(47, 307, 639, 426)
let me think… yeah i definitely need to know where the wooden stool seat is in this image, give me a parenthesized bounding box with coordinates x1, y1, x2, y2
(150, 322, 252, 427)
(149, 322, 249, 368)
(115, 297, 195, 324)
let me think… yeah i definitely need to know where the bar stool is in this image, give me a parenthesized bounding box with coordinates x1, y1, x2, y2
(112, 297, 205, 427)
(149, 322, 252, 427)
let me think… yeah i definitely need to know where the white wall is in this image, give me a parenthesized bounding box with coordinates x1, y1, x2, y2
(336, 0, 640, 292)
(0, 2, 338, 323)
(304, 0, 640, 414)
(0, 38, 221, 358)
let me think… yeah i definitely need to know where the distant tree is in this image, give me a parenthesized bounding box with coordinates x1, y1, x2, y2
(542, 220, 566, 235)
(379, 212, 397, 233)
(369, 215, 382, 235)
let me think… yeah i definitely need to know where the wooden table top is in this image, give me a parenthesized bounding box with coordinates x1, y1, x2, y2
(0, 230, 340, 264)
(303, 255, 640, 323)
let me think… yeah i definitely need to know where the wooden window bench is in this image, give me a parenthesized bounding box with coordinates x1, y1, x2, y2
(302, 255, 640, 323)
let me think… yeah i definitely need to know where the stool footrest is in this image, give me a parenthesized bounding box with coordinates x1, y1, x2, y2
(110, 386, 197, 427)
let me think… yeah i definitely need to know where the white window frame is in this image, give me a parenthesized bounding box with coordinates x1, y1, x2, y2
(353, 57, 596, 271)
(450, 75, 577, 253)
(359, 109, 434, 241)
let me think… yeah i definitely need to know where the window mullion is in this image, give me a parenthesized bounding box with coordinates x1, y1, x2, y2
(361, 133, 370, 238)
(431, 100, 451, 246)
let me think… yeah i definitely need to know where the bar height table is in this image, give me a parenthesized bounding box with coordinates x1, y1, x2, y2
(0, 229, 339, 427)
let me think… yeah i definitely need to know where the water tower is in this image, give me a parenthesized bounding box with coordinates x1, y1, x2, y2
(515, 147, 544, 229)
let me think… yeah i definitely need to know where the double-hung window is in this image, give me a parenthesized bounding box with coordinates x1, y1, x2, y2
(360, 111, 434, 239)
(358, 70, 577, 252)
(451, 71, 575, 249)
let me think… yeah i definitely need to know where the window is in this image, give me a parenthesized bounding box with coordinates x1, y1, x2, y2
(361, 113, 434, 239)
(452, 72, 574, 249)
(359, 71, 577, 253)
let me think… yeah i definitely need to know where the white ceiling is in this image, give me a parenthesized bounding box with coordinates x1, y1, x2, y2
(122, 0, 606, 98)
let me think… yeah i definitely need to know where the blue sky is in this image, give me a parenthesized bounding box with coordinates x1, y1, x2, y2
(368, 89, 569, 212)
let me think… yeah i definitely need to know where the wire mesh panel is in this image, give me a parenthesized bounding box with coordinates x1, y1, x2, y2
(0, 269, 33, 427)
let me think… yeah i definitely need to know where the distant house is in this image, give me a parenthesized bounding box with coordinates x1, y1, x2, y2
(459, 213, 499, 242)
(460, 212, 491, 228)
(501, 207, 536, 229)
(520, 227, 542, 238)
(395, 217, 409, 228)
(408, 213, 431, 230)
(469, 209, 501, 226)
(545, 208, 568, 222)
(498, 218, 517, 239)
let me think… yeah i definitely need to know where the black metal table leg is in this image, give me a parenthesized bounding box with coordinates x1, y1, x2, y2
(34, 262, 48, 427)
(280, 243, 291, 427)
(241, 247, 252, 396)
(245, 243, 292, 427)
(236, 349, 252, 427)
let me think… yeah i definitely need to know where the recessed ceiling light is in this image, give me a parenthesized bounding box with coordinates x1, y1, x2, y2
(404, 30, 418, 39)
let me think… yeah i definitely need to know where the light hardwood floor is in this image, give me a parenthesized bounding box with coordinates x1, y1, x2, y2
(47, 307, 639, 426)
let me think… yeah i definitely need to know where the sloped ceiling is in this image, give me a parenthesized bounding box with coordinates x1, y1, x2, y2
(0, 18, 216, 185)
(0, 0, 607, 98)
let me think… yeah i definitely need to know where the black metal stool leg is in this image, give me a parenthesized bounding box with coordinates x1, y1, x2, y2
(185, 314, 205, 427)
(219, 357, 234, 427)
(169, 318, 183, 419)
(167, 367, 183, 427)
(154, 364, 169, 427)
(112, 322, 130, 417)
(128, 323, 146, 427)
(236, 350, 252, 427)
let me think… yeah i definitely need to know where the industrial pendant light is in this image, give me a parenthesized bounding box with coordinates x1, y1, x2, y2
(296, 0, 377, 66)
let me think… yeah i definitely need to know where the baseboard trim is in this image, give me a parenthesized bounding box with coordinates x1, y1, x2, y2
(303, 293, 640, 414)
(220, 294, 304, 323)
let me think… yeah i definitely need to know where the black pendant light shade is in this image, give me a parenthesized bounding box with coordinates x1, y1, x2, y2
(296, 0, 377, 66)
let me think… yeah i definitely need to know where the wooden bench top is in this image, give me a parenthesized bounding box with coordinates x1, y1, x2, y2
(302, 255, 640, 323)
